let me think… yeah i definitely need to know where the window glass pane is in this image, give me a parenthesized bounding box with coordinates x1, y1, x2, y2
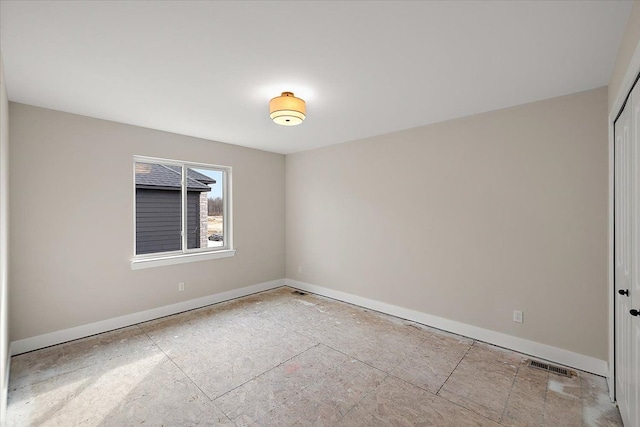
(135, 162, 183, 255)
(186, 167, 224, 249)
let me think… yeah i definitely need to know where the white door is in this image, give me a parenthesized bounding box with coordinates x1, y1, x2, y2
(615, 92, 631, 426)
(629, 81, 640, 427)
(615, 80, 640, 427)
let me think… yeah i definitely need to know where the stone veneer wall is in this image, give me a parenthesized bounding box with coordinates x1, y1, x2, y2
(200, 192, 208, 248)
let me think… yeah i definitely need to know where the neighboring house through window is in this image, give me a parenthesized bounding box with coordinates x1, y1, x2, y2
(133, 157, 232, 262)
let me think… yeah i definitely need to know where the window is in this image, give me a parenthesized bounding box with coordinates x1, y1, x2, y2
(131, 156, 233, 269)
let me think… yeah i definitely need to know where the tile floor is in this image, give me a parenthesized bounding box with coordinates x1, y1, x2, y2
(7, 287, 623, 426)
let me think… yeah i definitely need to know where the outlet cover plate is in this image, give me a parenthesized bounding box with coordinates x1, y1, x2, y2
(513, 310, 523, 323)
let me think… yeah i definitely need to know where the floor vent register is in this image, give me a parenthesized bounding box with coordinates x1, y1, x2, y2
(527, 359, 574, 377)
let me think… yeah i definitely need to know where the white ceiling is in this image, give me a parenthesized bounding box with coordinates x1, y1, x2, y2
(0, 1, 633, 154)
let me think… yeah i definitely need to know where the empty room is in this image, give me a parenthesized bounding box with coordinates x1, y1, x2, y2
(0, 1, 639, 426)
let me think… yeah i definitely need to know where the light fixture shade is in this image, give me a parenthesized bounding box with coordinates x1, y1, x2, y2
(269, 92, 306, 126)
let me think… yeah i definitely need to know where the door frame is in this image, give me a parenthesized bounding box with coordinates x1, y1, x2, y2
(609, 41, 640, 402)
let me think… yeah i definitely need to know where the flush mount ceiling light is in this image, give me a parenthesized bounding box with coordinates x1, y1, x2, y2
(269, 92, 306, 126)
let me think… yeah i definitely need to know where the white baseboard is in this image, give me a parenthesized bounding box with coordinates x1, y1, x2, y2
(10, 279, 285, 355)
(286, 279, 608, 377)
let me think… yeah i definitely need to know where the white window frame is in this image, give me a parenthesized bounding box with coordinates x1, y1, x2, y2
(131, 155, 235, 270)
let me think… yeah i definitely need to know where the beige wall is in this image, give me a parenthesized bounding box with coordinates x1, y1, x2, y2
(9, 103, 285, 341)
(286, 87, 609, 360)
(0, 53, 10, 425)
(609, 1, 640, 112)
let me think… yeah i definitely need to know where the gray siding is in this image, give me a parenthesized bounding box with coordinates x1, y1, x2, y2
(186, 191, 200, 249)
(136, 189, 200, 254)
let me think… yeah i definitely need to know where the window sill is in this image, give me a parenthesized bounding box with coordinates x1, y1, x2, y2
(130, 249, 236, 270)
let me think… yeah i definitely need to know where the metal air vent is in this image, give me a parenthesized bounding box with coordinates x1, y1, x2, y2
(528, 360, 574, 377)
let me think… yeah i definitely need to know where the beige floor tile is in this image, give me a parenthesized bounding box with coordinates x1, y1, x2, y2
(8, 345, 65, 393)
(268, 292, 421, 345)
(172, 329, 316, 399)
(339, 375, 500, 426)
(288, 391, 351, 426)
(227, 347, 387, 426)
(245, 380, 377, 427)
(215, 344, 350, 422)
(288, 306, 425, 374)
(581, 373, 624, 427)
(257, 292, 349, 324)
(304, 357, 387, 414)
(343, 328, 425, 373)
(500, 359, 549, 426)
(390, 327, 473, 393)
(9, 326, 155, 391)
(201, 287, 295, 320)
(7, 347, 230, 427)
(245, 395, 338, 427)
(437, 342, 523, 421)
(142, 304, 317, 399)
(137, 287, 293, 339)
(542, 374, 583, 427)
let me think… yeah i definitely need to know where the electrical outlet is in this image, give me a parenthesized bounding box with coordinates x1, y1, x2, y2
(178, 282, 185, 292)
(513, 310, 523, 323)
(298, 265, 302, 274)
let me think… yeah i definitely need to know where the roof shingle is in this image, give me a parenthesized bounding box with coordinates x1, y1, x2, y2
(135, 163, 215, 192)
